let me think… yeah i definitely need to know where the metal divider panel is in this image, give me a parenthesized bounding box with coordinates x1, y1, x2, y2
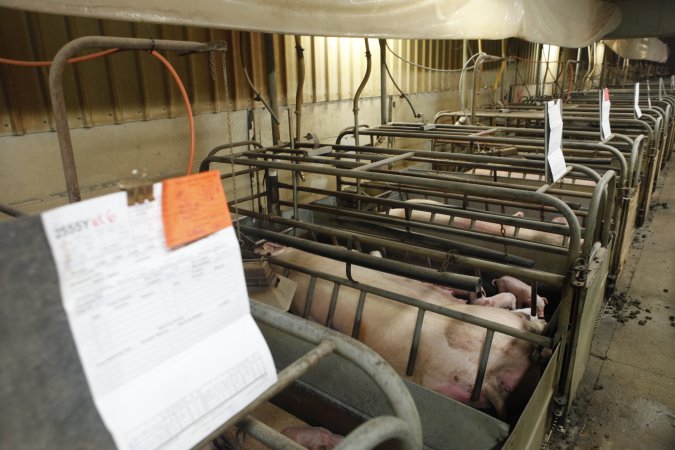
(0, 215, 116, 449)
(260, 322, 510, 450)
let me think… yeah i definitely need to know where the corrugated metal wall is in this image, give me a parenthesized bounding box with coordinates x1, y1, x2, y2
(0, 6, 540, 137)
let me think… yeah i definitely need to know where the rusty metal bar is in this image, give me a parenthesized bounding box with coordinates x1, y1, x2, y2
(351, 291, 368, 339)
(470, 329, 495, 402)
(405, 309, 426, 376)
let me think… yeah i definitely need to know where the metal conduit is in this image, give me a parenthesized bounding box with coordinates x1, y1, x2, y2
(294, 36, 305, 141)
(353, 39, 372, 147)
(49, 36, 224, 203)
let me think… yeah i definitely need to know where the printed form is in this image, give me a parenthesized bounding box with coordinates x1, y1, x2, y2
(546, 99, 567, 182)
(42, 183, 277, 450)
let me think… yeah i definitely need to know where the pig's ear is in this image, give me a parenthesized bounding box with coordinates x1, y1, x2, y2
(542, 297, 548, 304)
(513, 211, 525, 217)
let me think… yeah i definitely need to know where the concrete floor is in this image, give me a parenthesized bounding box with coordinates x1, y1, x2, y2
(548, 165, 675, 449)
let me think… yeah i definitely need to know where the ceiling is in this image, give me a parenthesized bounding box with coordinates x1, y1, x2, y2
(606, 0, 675, 38)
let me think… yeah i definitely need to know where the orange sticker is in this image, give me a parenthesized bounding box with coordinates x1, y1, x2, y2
(162, 171, 232, 248)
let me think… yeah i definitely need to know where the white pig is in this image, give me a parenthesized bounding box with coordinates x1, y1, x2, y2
(474, 292, 517, 310)
(492, 276, 548, 318)
(257, 244, 546, 418)
(389, 199, 572, 247)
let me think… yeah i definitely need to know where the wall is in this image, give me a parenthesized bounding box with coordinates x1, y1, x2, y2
(0, 7, 539, 217)
(1, 88, 475, 215)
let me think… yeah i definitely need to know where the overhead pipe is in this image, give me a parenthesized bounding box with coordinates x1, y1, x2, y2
(49, 36, 222, 203)
(294, 35, 305, 142)
(353, 39, 372, 146)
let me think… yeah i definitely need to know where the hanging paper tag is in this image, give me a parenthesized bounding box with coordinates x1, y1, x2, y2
(659, 78, 664, 101)
(671, 75, 675, 91)
(546, 99, 566, 182)
(646, 81, 652, 109)
(600, 88, 611, 142)
(634, 83, 642, 119)
(162, 171, 232, 249)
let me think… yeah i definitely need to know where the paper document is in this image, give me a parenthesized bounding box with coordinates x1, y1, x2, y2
(634, 83, 642, 118)
(42, 183, 277, 450)
(600, 88, 611, 142)
(546, 99, 567, 182)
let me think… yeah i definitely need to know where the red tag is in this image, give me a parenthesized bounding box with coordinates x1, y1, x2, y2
(603, 88, 610, 102)
(162, 171, 232, 248)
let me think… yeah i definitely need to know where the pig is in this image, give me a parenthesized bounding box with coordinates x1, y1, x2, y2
(281, 427, 344, 450)
(388, 199, 571, 247)
(492, 276, 547, 318)
(257, 243, 547, 419)
(474, 292, 517, 310)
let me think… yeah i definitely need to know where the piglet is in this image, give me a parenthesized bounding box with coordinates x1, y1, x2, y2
(474, 292, 517, 310)
(281, 426, 344, 450)
(492, 276, 547, 318)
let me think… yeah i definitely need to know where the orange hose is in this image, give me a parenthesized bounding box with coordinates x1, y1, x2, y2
(0, 47, 195, 175)
(0, 49, 119, 67)
(150, 50, 195, 175)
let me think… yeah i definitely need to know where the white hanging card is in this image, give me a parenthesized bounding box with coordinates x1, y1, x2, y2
(546, 99, 567, 182)
(634, 83, 642, 119)
(647, 81, 652, 108)
(41, 184, 277, 450)
(600, 88, 612, 142)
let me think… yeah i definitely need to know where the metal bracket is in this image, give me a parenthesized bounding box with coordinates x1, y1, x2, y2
(571, 258, 589, 287)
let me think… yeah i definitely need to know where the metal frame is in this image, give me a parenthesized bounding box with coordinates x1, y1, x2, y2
(202, 140, 616, 447)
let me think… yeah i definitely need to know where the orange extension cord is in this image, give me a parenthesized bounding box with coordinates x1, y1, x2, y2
(0, 48, 195, 175)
